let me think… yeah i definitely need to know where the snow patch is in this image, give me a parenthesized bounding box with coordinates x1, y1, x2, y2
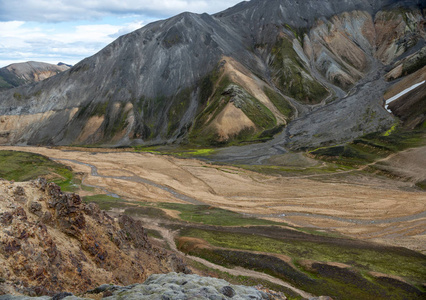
(385, 80, 425, 112)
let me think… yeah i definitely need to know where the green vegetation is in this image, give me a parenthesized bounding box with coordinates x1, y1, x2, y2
(235, 162, 353, 177)
(178, 228, 426, 299)
(95, 101, 131, 140)
(82, 194, 126, 210)
(190, 74, 277, 146)
(0, 76, 13, 89)
(263, 87, 295, 119)
(167, 88, 192, 137)
(158, 203, 284, 226)
(187, 260, 303, 300)
(145, 229, 163, 239)
(135, 95, 168, 140)
(133, 145, 216, 158)
(0, 70, 25, 89)
(124, 202, 286, 227)
(402, 54, 426, 77)
(270, 36, 328, 104)
(0, 150, 73, 188)
(310, 126, 426, 167)
(13, 92, 22, 101)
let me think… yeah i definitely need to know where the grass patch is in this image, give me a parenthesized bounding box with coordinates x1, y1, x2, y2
(310, 126, 426, 167)
(187, 259, 303, 300)
(178, 228, 426, 283)
(0, 150, 74, 185)
(124, 206, 171, 219)
(126, 202, 287, 227)
(156, 203, 285, 227)
(82, 194, 126, 210)
(181, 243, 425, 300)
(263, 87, 295, 119)
(133, 146, 216, 158)
(146, 229, 163, 239)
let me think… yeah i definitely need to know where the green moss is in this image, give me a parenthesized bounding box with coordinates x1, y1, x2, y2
(146, 229, 163, 239)
(156, 203, 286, 226)
(13, 92, 22, 101)
(179, 228, 426, 284)
(167, 88, 192, 137)
(264, 87, 295, 118)
(92, 102, 109, 116)
(236, 88, 276, 130)
(270, 36, 328, 104)
(187, 260, 303, 300)
(103, 102, 130, 139)
(310, 126, 426, 167)
(190, 77, 277, 146)
(83, 194, 126, 210)
(0, 76, 13, 89)
(0, 150, 73, 183)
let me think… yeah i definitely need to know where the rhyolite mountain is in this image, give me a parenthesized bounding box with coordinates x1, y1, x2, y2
(0, 62, 70, 91)
(0, 0, 424, 147)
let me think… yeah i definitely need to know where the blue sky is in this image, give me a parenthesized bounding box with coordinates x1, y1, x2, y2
(0, 0, 242, 68)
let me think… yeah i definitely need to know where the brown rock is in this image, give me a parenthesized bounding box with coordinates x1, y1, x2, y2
(29, 201, 43, 217)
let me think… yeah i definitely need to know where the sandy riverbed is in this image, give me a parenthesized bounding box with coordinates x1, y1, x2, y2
(1, 146, 425, 253)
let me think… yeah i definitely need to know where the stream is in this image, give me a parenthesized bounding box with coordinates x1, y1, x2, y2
(51, 158, 205, 205)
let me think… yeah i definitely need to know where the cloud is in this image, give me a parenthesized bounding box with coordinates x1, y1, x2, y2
(0, 0, 243, 67)
(0, 0, 242, 22)
(0, 19, 147, 67)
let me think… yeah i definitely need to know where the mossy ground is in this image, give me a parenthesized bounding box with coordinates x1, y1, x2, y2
(0, 150, 74, 190)
(310, 126, 426, 167)
(124, 202, 287, 227)
(133, 145, 216, 158)
(82, 194, 128, 210)
(178, 228, 425, 300)
(263, 87, 295, 119)
(270, 36, 328, 104)
(189, 72, 278, 146)
(187, 260, 303, 300)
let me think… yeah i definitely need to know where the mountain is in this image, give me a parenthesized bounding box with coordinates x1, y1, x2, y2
(0, 62, 70, 90)
(0, 0, 424, 147)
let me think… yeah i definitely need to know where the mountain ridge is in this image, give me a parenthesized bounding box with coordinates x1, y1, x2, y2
(0, 0, 424, 148)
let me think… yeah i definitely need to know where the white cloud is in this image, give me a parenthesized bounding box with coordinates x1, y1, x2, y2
(0, 0, 242, 22)
(0, 20, 147, 67)
(0, 0, 243, 67)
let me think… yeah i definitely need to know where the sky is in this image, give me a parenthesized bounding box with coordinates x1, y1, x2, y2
(0, 0, 243, 68)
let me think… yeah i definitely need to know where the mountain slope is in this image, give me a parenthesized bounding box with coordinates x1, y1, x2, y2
(0, 0, 424, 148)
(0, 62, 70, 90)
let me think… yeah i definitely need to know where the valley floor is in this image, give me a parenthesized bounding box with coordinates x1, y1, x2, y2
(1, 146, 425, 254)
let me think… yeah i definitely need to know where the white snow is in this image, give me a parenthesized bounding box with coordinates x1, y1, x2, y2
(385, 80, 425, 113)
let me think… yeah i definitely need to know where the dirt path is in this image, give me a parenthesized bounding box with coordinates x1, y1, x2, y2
(136, 217, 313, 299)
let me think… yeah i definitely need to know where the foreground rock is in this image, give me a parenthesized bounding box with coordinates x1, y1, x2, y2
(0, 179, 188, 296)
(0, 273, 288, 299)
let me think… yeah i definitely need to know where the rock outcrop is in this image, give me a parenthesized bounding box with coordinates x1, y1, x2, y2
(0, 179, 188, 297)
(0, 273, 288, 300)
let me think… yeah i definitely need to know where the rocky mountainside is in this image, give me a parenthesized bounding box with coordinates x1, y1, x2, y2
(0, 0, 424, 148)
(0, 62, 70, 90)
(0, 178, 188, 296)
